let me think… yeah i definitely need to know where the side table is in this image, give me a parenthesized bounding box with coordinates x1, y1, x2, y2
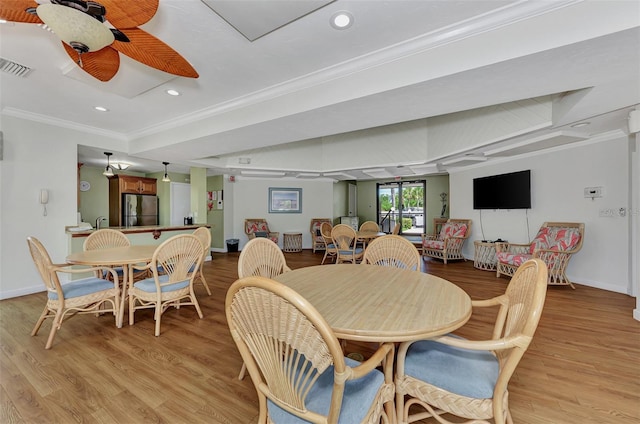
(283, 232, 303, 253)
(474, 241, 497, 271)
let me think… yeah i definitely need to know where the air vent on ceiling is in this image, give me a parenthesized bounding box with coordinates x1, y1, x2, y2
(0, 58, 32, 77)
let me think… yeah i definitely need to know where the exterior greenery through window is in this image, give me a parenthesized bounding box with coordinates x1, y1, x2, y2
(377, 180, 426, 235)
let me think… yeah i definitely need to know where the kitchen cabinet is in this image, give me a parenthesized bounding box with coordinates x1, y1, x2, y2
(108, 175, 158, 227)
(116, 175, 157, 195)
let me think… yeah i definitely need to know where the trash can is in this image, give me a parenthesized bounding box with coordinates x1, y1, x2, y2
(226, 238, 239, 253)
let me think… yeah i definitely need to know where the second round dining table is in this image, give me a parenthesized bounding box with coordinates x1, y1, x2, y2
(66, 245, 158, 328)
(274, 264, 472, 343)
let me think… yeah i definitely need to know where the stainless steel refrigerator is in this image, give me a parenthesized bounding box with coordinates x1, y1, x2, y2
(122, 194, 158, 227)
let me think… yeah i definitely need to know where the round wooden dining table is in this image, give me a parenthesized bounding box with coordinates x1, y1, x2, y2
(66, 245, 158, 328)
(274, 264, 472, 343)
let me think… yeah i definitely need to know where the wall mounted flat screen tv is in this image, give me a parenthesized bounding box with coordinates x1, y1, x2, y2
(473, 170, 531, 209)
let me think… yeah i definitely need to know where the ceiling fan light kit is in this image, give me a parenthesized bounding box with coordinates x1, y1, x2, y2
(3, 0, 198, 81)
(36, 4, 115, 55)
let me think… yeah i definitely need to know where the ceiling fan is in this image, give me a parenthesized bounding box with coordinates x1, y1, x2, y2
(0, 0, 198, 81)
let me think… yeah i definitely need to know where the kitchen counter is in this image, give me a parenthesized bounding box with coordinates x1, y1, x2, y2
(66, 224, 212, 259)
(66, 224, 210, 237)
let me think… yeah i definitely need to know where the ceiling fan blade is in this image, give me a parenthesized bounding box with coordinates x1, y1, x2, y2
(113, 28, 198, 78)
(0, 0, 42, 23)
(63, 43, 120, 82)
(100, 0, 159, 28)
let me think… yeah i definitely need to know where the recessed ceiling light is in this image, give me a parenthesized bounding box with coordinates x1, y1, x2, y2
(570, 122, 590, 128)
(94, 106, 108, 112)
(331, 11, 353, 30)
(166, 89, 180, 96)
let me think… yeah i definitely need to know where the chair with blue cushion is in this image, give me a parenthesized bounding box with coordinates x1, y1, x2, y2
(27, 236, 120, 349)
(129, 234, 204, 336)
(320, 221, 337, 264)
(83, 228, 130, 280)
(226, 276, 396, 423)
(331, 224, 364, 264)
(395, 258, 548, 424)
(236, 237, 292, 380)
(361, 235, 421, 271)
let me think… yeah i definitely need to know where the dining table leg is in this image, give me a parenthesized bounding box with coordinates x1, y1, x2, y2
(116, 264, 131, 328)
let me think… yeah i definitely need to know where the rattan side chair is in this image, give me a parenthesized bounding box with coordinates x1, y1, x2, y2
(83, 228, 131, 280)
(236, 237, 292, 380)
(27, 236, 120, 349)
(320, 221, 337, 264)
(129, 234, 204, 336)
(331, 224, 364, 264)
(395, 258, 548, 424)
(192, 227, 212, 295)
(362, 235, 421, 271)
(226, 276, 396, 423)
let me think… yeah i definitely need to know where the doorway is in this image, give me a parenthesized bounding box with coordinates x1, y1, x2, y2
(170, 182, 191, 226)
(377, 180, 426, 235)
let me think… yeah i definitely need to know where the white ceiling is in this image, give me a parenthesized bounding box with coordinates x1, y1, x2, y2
(1, 0, 639, 179)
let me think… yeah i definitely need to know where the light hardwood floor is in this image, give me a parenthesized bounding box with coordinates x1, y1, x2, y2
(1, 250, 638, 423)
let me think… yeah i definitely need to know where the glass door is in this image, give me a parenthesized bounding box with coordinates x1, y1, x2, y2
(377, 180, 426, 235)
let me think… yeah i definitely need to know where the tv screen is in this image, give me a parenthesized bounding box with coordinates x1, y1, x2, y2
(473, 170, 531, 209)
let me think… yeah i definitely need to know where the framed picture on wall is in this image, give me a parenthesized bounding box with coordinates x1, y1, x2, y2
(268, 187, 302, 213)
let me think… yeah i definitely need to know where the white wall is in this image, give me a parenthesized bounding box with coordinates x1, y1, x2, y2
(229, 177, 334, 251)
(450, 131, 631, 294)
(0, 116, 126, 299)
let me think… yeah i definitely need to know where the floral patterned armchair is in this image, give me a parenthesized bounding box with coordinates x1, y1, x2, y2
(244, 219, 279, 244)
(421, 219, 472, 264)
(496, 221, 584, 288)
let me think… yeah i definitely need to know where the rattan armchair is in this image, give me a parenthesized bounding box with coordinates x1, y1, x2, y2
(496, 221, 584, 288)
(395, 258, 548, 424)
(226, 276, 396, 423)
(421, 218, 472, 264)
(236, 237, 292, 380)
(244, 218, 279, 244)
(192, 227, 212, 295)
(362, 235, 421, 271)
(310, 218, 332, 253)
(27, 236, 120, 349)
(331, 224, 364, 264)
(129, 234, 204, 336)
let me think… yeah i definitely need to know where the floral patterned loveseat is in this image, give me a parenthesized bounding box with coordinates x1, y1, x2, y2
(496, 221, 584, 288)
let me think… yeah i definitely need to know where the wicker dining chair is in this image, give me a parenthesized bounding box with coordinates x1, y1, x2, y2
(236, 237, 292, 380)
(361, 235, 421, 271)
(192, 227, 212, 295)
(395, 258, 548, 424)
(27, 236, 120, 349)
(226, 276, 396, 423)
(83, 228, 131, 280)
(129, 234, 204, 336)
(320, 222, 337, 264)
(331, 224, 364, 264)
(358, 220, 380, 249)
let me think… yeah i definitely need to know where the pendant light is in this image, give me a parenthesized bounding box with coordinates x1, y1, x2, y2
(162, 162, 171, 182)
(103, 152, 114, 177)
